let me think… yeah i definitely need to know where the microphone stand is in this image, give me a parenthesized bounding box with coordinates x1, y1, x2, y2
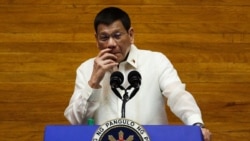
(112, 86, 139, 118)
(111, 85, 128, 118)
(121, 87, 139, 118)
(121, 90, 129, 118)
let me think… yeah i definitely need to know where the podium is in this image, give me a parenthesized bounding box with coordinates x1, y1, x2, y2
(44, 125, 203, 141)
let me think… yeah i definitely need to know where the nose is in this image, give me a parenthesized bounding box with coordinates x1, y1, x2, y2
(107, 37, 117, 49)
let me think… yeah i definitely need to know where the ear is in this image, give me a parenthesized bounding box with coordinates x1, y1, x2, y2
(128, 27, 134, 44)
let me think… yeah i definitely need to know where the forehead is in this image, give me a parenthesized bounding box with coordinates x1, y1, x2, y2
(96, 20, 126, 34)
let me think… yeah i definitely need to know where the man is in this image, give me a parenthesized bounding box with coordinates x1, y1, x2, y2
(64, 7, 211, 141)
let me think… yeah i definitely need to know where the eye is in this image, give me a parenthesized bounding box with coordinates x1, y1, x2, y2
(99, 34, 109, 41)
(113, 32, 122, 39)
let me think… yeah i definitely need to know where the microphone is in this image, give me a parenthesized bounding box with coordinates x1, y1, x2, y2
(128, 71, 141, 89)
(127, 71, 141, 100)
(110, 71, 124, 100)
(110, 71, 124, 89)
(110, 70, 142, 118)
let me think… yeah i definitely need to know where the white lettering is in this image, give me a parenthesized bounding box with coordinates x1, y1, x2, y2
(96, 127, 104, 136)
(137, 126, 145, 134)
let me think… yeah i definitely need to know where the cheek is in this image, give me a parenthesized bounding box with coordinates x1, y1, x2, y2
(119, 40, 132, 55)
(97, 42, 107, 50)
(120, 46, 130, 58)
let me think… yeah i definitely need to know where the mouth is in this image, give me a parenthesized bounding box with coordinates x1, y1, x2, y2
(111, 52, 120, 55)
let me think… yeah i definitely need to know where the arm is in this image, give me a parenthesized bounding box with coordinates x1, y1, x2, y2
(163, 82, 204, 125)
(158, 53, 203, 125)
(64, 62, 102, 124)
(158, 54, 211, 140)
(64, 48, 118, 124)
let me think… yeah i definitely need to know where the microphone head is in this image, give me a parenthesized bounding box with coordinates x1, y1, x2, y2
(110, 71, 124, 88)
(128, 71, 141, 88)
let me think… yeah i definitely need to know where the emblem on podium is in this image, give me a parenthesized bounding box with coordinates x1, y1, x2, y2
(92, 118, 150, 141)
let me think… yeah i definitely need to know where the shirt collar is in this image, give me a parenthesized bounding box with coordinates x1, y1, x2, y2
(125, 44, 138, 69)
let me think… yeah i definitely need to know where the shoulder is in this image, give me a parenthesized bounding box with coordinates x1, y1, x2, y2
(77, 58, 95, 73)
(134, 47, 174, 71)
(137, 48, 169, 62)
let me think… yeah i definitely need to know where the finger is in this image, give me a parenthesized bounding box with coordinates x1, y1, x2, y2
(94, 57, 117, 71)
(102, 59, 118, 69)
(98, 48, 112, 57)
(202, 128, 212, 141)
(95, 53, 117, 65)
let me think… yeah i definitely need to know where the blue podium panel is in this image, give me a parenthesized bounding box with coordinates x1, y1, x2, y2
(44, 125, 203, 141)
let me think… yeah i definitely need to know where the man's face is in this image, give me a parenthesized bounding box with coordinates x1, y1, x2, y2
(95, 20, 134, 63)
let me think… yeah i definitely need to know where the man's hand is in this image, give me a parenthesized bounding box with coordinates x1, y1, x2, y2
(201, 128, 212, 141)
(88, 48, 118, 88)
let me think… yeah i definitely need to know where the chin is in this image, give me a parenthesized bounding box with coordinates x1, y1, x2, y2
(115, 55, 124, 62)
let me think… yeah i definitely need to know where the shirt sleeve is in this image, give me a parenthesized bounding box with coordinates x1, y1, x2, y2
(64, 60, 101, 125)
(158, 53, 204, 125)
(163, 82, 204, 125)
